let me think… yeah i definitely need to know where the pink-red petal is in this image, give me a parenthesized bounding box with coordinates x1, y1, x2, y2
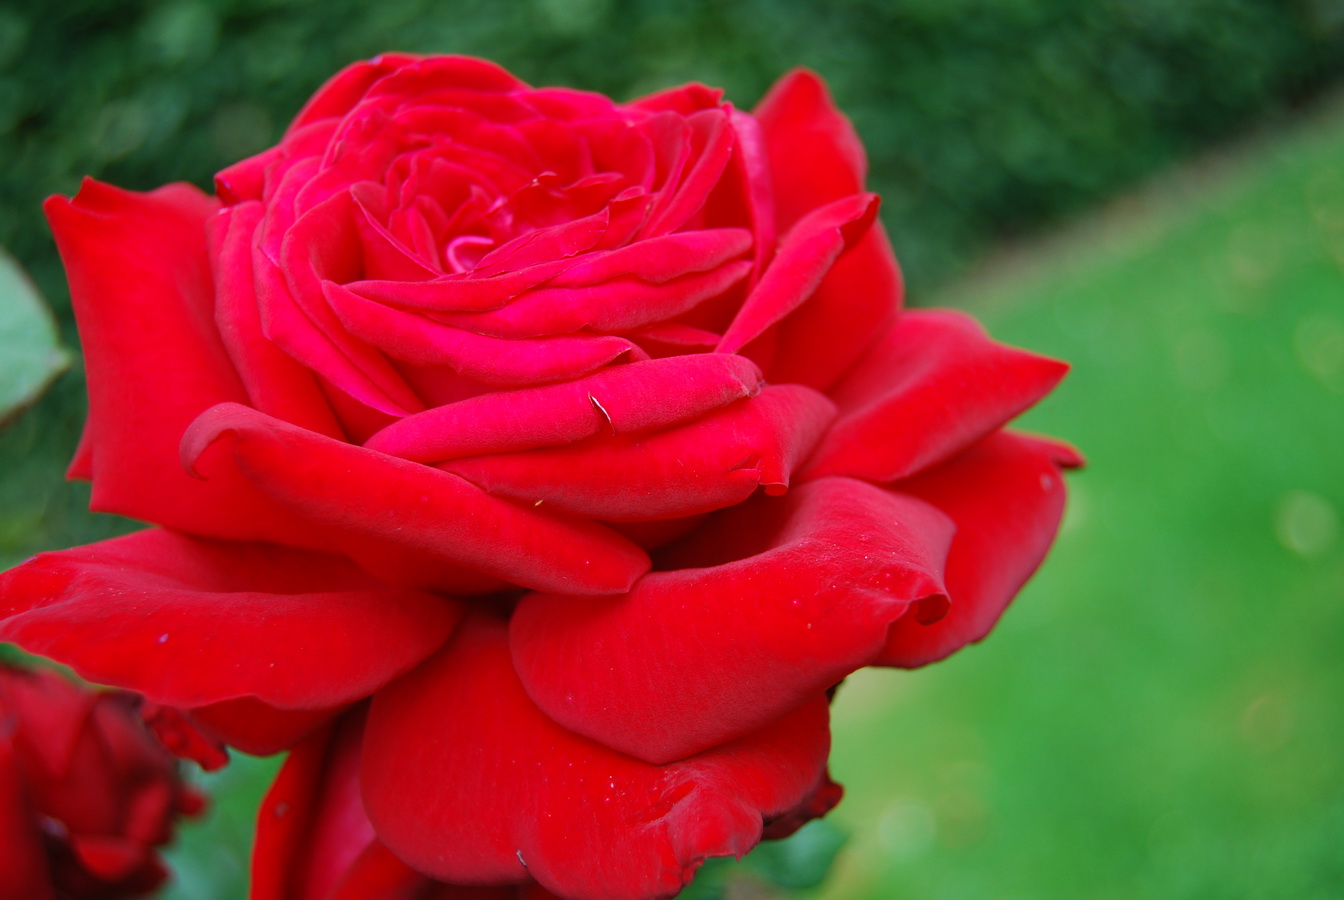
(878, 431, 1083, 667)
(365, 354, 762, 462)
(717, 193, 878, 356)
(209, 201, 345, 438)
(183, 403, 650, 595)
(766, 220, 901, 391)
(753, 69, 867, 232)
(328, 284, 645, 384)
(803, 310, 1070, 483)
(0, 529, 462, 715)
(440, 385, 835, 522)
(511, 477, 953, 764)
(363, 615, 833, 900)
(252, 713, 377, 900)
(43, 179, 319, 545)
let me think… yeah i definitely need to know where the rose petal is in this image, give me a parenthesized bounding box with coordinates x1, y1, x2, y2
(436, 261, 753, 339)
(724, 109, 776, 285)
(546, 228, 752, 287)
(753, 69, 866, 231)
(287, 54, 428, 132)
(327, 283, 646, 384)
(802, 310, 1070, 483)
(365, 354, 763, 462)
(182, 403, 650, 595)
(0, 529, 462, 714)
(261, 189, 423, 416)
(210, 202, 345, 438)
(511, 477, 952, 763)
(187, 700, 340, 758)
(361, 55, 524, 104)
(252, 713, 377, 900)
(472, 206, 610, 275)
(253, 711, 564, 900)
(351, 188, 443, 281)
(766, 220, 901, 390)
(363, 615, 833, 900)
(878, 431, 1083, 667)
(643, 108, 735, 238)
(343, 259, 572, 312)
(630, 82, 725, 116)
(717, 193, 878, 355)
(42, 179, 324, 545)
(441, 385, 836, 521)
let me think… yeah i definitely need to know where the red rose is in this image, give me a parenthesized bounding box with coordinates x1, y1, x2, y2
(0, 666, 202, 899)
(0, 55, 1078, 899)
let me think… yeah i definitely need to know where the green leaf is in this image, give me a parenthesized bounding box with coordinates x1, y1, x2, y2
(0, 249, 69, 428)
(679, 857, 731, 900)
(742, 819, 848, 890)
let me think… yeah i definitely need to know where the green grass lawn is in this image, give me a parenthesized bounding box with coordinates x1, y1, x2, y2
(814, 98, 1344, 900)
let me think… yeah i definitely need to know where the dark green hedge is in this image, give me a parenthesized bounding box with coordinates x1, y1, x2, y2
(1, 0, 1341, 556)
(4, 0, 1343, 299)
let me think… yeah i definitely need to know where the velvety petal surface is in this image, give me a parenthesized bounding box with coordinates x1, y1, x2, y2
(327, 285, 645, 385)
(717, 192, 878, 356)
(803, 310, 1070, 483)
(0, 529, 462, 717)
(439, 385, 835, 521)
(511, 477, 953, 764)
(878, 431, 1083, 667)
(753, 69, 867, 232)
(363, 616, 833, 900)
(183, 403, 650, 595)
(210, 202, 345, 439)
(44, 179, 319, 545)
(766, 221, 901, 391)
(365, 354, 763, 463)
(253, 713, 378, 900)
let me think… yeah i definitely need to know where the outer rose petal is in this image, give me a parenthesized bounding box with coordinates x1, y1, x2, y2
(511, 477, 953, 764)
(0, 529, 462, 720)
(253, 713, 377, 900)
(254, 711, 563, 900)
(751, 69, 898, 389)
(878, 431, 1083, 667)
(767, 221, 901, 391)
(363, 616, 833, 900)
(802, 310, 1070, 483)
(182, 403, 650, 595)
(187, 700, 339, 758)
(43, 179, 319, 546)
(753, 68, 867, 232)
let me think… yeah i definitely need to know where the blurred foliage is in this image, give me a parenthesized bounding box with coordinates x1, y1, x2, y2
(0, 249, 67, 427)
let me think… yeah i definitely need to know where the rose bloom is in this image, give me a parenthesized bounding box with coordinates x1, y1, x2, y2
(0, 666, 202, 899)
(0, 56, 1078, 899)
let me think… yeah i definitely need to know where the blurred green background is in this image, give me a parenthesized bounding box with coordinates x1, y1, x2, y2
(1, 1, 1341, 898)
